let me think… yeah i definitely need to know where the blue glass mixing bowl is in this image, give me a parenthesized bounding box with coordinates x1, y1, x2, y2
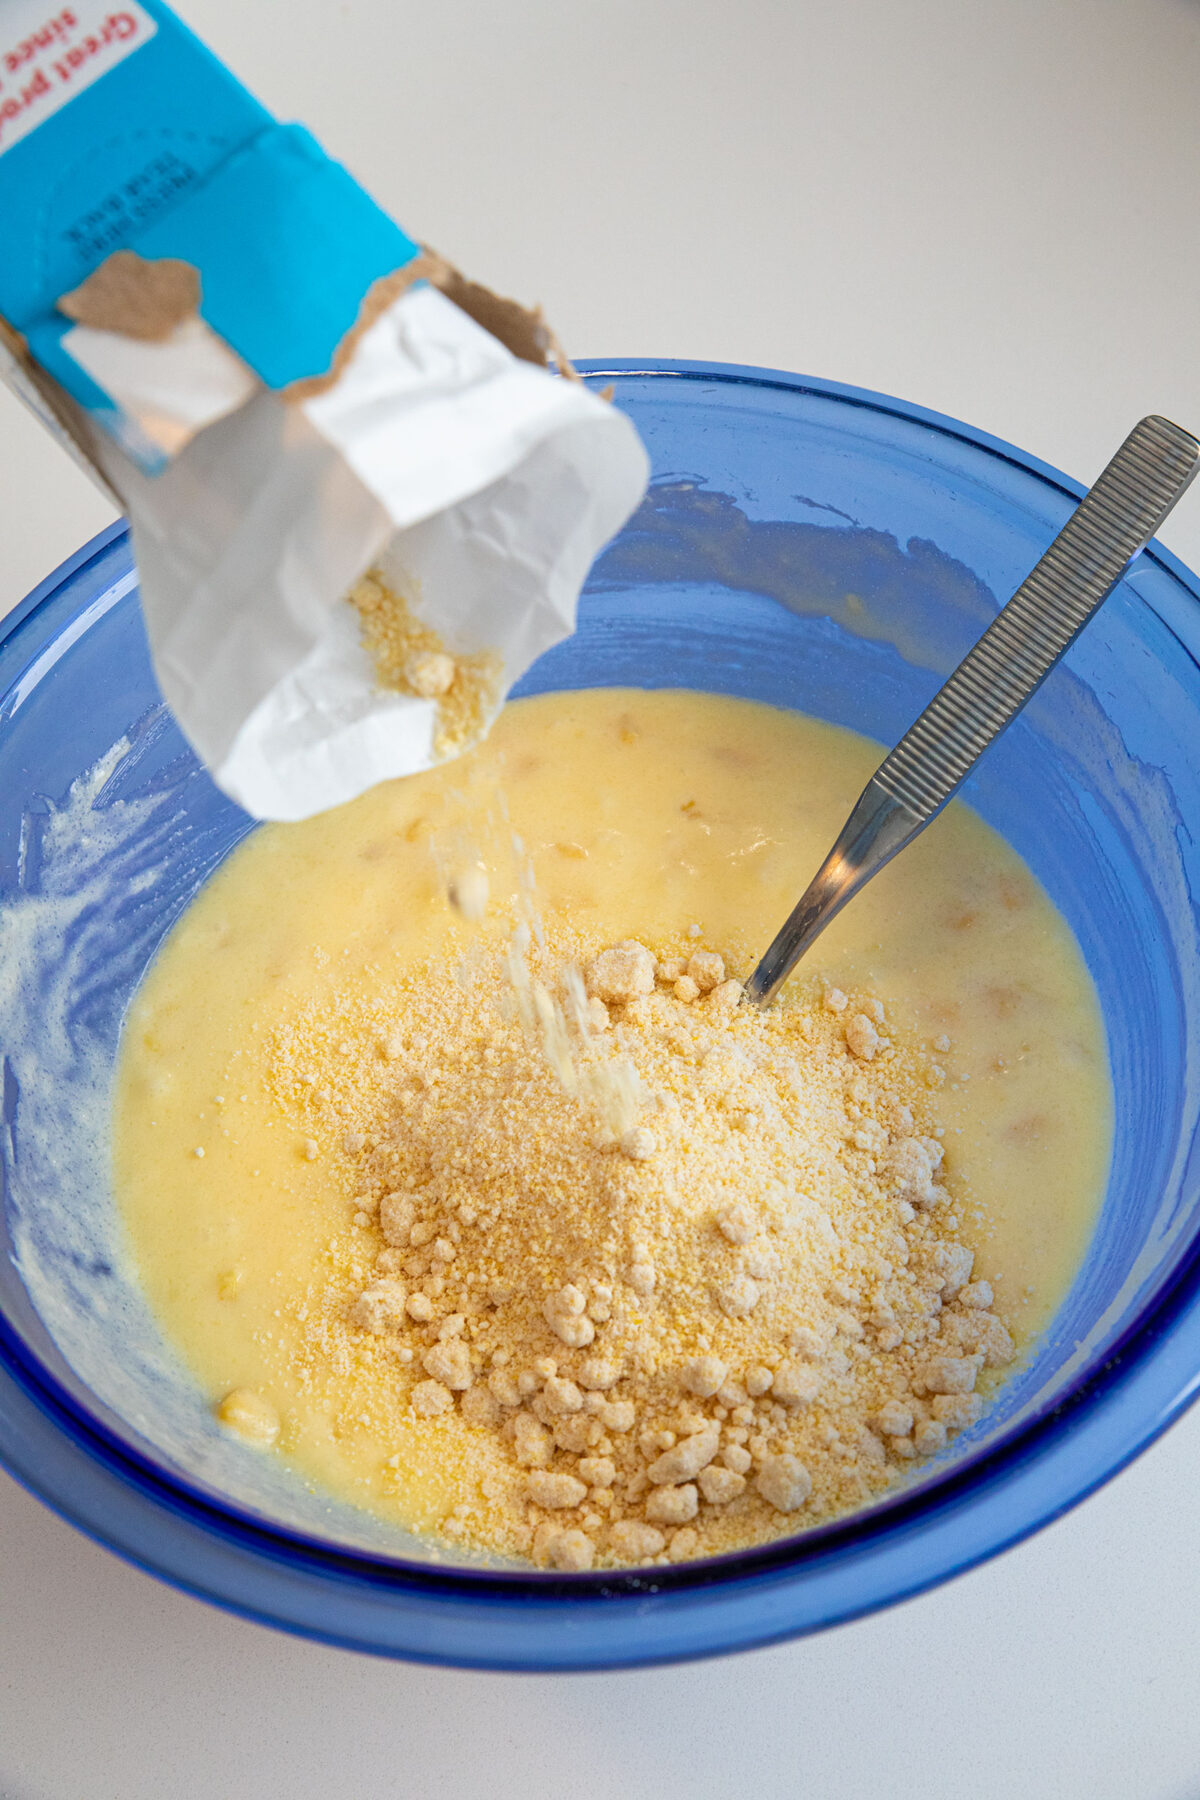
(3, 362, 1200, 1670)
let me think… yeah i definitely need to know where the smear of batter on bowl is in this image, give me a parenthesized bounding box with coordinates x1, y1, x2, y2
(114, 687, 1111, 1569)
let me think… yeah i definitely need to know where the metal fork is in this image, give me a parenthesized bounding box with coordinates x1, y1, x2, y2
(744, 414, 1200, 1007)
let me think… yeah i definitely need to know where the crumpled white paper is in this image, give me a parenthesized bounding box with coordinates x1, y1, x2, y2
(89, 282, 649, 820)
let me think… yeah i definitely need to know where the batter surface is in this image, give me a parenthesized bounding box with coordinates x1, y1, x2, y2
(113, 688, 1110, 1565)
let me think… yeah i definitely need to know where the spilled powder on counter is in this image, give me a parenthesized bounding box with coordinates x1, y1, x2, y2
(348, 569, 503, 759)
(265, 931, 1015, 1571)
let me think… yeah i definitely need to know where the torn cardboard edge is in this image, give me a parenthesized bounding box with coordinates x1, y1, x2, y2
(2, 245, 586, 503)
(58, 252, 202, 344)
(285, 245, 579, 401)
(52, 243, 577, 399)
(0, 313, 120, 508)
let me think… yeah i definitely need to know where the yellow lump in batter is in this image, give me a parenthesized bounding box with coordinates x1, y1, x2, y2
(113, 688, 1111, 1568)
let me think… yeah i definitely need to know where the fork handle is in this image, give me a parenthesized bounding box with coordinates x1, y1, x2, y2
(745, 414, 1200, 1007)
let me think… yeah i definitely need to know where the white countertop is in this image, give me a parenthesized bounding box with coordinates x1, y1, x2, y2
(4, 3, 1200, 1794)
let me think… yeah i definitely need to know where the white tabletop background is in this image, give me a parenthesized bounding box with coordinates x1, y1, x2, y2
(4, 2, 1200, 1794)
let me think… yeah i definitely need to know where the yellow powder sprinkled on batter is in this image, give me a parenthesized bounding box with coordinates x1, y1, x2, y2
(265, 927, 1013, 1571)
(347, 569, 502, 759)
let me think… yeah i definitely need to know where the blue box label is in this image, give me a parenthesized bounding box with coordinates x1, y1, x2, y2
(0, 4, 158, 157)
(0, 0, 422, 468)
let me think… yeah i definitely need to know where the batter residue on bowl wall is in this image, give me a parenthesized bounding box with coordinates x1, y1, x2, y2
(113, 688, 1111, 1569)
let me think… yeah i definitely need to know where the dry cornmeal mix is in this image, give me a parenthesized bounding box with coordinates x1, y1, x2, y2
(114, 687, 1109, 1574)
(348, 569, 502, 760)
(265, 927, 1013, 1572)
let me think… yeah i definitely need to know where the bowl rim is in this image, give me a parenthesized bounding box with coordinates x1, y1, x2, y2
(3, 356, 1200, 1666)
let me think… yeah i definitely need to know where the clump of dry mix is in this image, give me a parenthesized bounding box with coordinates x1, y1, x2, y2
(267, 933, 1013, 1572)
(347, 569, 501, 759)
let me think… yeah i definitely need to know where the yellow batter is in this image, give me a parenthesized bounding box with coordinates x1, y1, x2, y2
(113, 688, 1110, 1554)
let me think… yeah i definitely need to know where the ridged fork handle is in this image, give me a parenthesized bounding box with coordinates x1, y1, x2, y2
(745, 414, 1200, 1007)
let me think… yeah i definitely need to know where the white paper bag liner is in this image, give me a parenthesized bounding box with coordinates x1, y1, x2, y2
(222, 415, 642, 820)
(108, 396, 392, 764)
(214, 603, 439, 824)
(61, 315, 260, 456)
(303, 284, 609, 529)
(88, 281, 648, 819)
